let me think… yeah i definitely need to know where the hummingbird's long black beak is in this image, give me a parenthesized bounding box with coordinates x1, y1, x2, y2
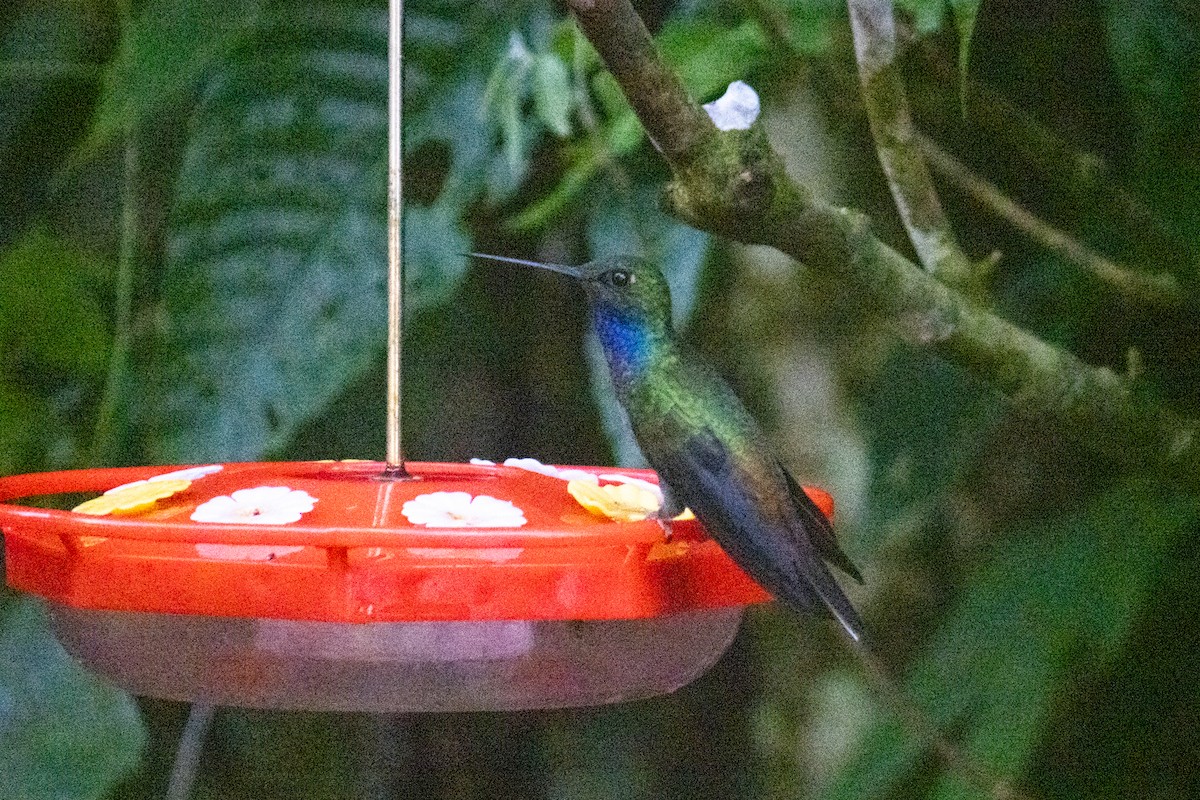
(468, 252, 585, 279)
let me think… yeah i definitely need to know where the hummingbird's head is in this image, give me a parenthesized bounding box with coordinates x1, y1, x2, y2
(472, 252, 675, 377)
(470, 253, 673, 330)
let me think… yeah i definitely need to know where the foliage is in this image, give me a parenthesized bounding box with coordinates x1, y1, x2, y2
(0, 596, 146, 800)
(824, 482, 1196, 800)
(0, 0, 1198, 798)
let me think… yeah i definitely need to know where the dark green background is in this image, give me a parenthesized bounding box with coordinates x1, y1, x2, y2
(1, 0, 1198, 797)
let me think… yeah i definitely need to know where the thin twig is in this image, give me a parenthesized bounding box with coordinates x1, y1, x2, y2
(916, 132, 1184, 308)
(847, 0, 976, 293)
(165, 704, 216, 800)
(89, 5, 139, 467)
(89, 133, 138, 466)
(902, 29, 1196, 273)
(854, 643, 1033, 800)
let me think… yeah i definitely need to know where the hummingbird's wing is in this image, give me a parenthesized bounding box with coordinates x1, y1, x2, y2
(780, 466, 863, 583)
(649, 428, 866, 641)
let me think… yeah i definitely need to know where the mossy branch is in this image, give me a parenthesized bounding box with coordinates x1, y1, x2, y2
(846, 0, 977, 294)
(565, 0, 1200, 488)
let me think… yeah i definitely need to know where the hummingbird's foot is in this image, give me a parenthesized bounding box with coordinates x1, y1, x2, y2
(655, 480, 686, 542)
(654, 512, 676, 542)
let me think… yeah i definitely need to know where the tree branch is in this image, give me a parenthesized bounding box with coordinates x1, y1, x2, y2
(902, 29, 1199, 277)
(567, 0, 715, 164)
(916, 133, 1184, 309)
(847, 0, 976, 293)
(565, 0, 1200, 488)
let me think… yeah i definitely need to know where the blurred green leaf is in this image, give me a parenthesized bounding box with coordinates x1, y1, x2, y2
(147, 0, 484, 461)
(0, 597, 146, 800)
(1102, 0, 1200, 232)
(0, 226, 111, 377)
(505, 112, 641, 232)
(0, 380, 44, 474)
(859, 348, 1001, 548)
(407, 2, 560, 203)
(659, 20, 767, 101)
(483, 32, 534, 181)
(0, 225, 101, 469)
(533, 51, 573, 137)
(482, 26, 577, 187)
(140, 0, 551, 462)
(776, 0, 847, 55)
(508, 18, 768, 232)
(823, 482, 1197, 799)
(85, 0, 259, 153)
(149, 1, 389, 461)
(0, 1, 101, 249)
(0, 1, 92, 154)
(949, 0, 981, 110)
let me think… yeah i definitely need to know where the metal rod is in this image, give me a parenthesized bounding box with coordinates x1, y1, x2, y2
(165, 703, 215, 800)
(385, 0, 408, 477)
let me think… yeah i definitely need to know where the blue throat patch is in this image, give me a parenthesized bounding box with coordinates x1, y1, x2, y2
(593, 304, 655, 378)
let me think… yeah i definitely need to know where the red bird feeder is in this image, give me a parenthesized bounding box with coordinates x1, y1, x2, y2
(0, 459, 834, 711)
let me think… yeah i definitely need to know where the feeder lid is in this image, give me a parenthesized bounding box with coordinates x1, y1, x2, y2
(0, 460, 835, 623)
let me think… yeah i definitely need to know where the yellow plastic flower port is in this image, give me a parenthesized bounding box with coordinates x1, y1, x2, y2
(72, 479, 192, 516)
(566, 479, 699, 523)
(568, 480, 659, 522)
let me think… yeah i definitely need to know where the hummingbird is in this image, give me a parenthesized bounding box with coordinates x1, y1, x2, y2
(472, 253, 865, 641)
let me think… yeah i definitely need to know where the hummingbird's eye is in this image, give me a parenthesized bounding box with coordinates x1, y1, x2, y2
(609, 270, 632, 288)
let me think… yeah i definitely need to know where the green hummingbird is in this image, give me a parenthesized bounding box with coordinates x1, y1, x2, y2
(472, 253, 865, 641)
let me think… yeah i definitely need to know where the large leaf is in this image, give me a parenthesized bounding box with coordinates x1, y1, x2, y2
(85, 0, 260, 152)
(0, 227, 111, 378)
(1102, 0, 1200, 232)
(821, 482, 1197, 799)
(136, 0, 565, 461)
(0, 1, 101, 249)
(0, 597, 146, 800)
(149, 0, 486, 461)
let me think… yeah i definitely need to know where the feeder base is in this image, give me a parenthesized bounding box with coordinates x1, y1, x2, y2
(47, 604, 744, 712)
